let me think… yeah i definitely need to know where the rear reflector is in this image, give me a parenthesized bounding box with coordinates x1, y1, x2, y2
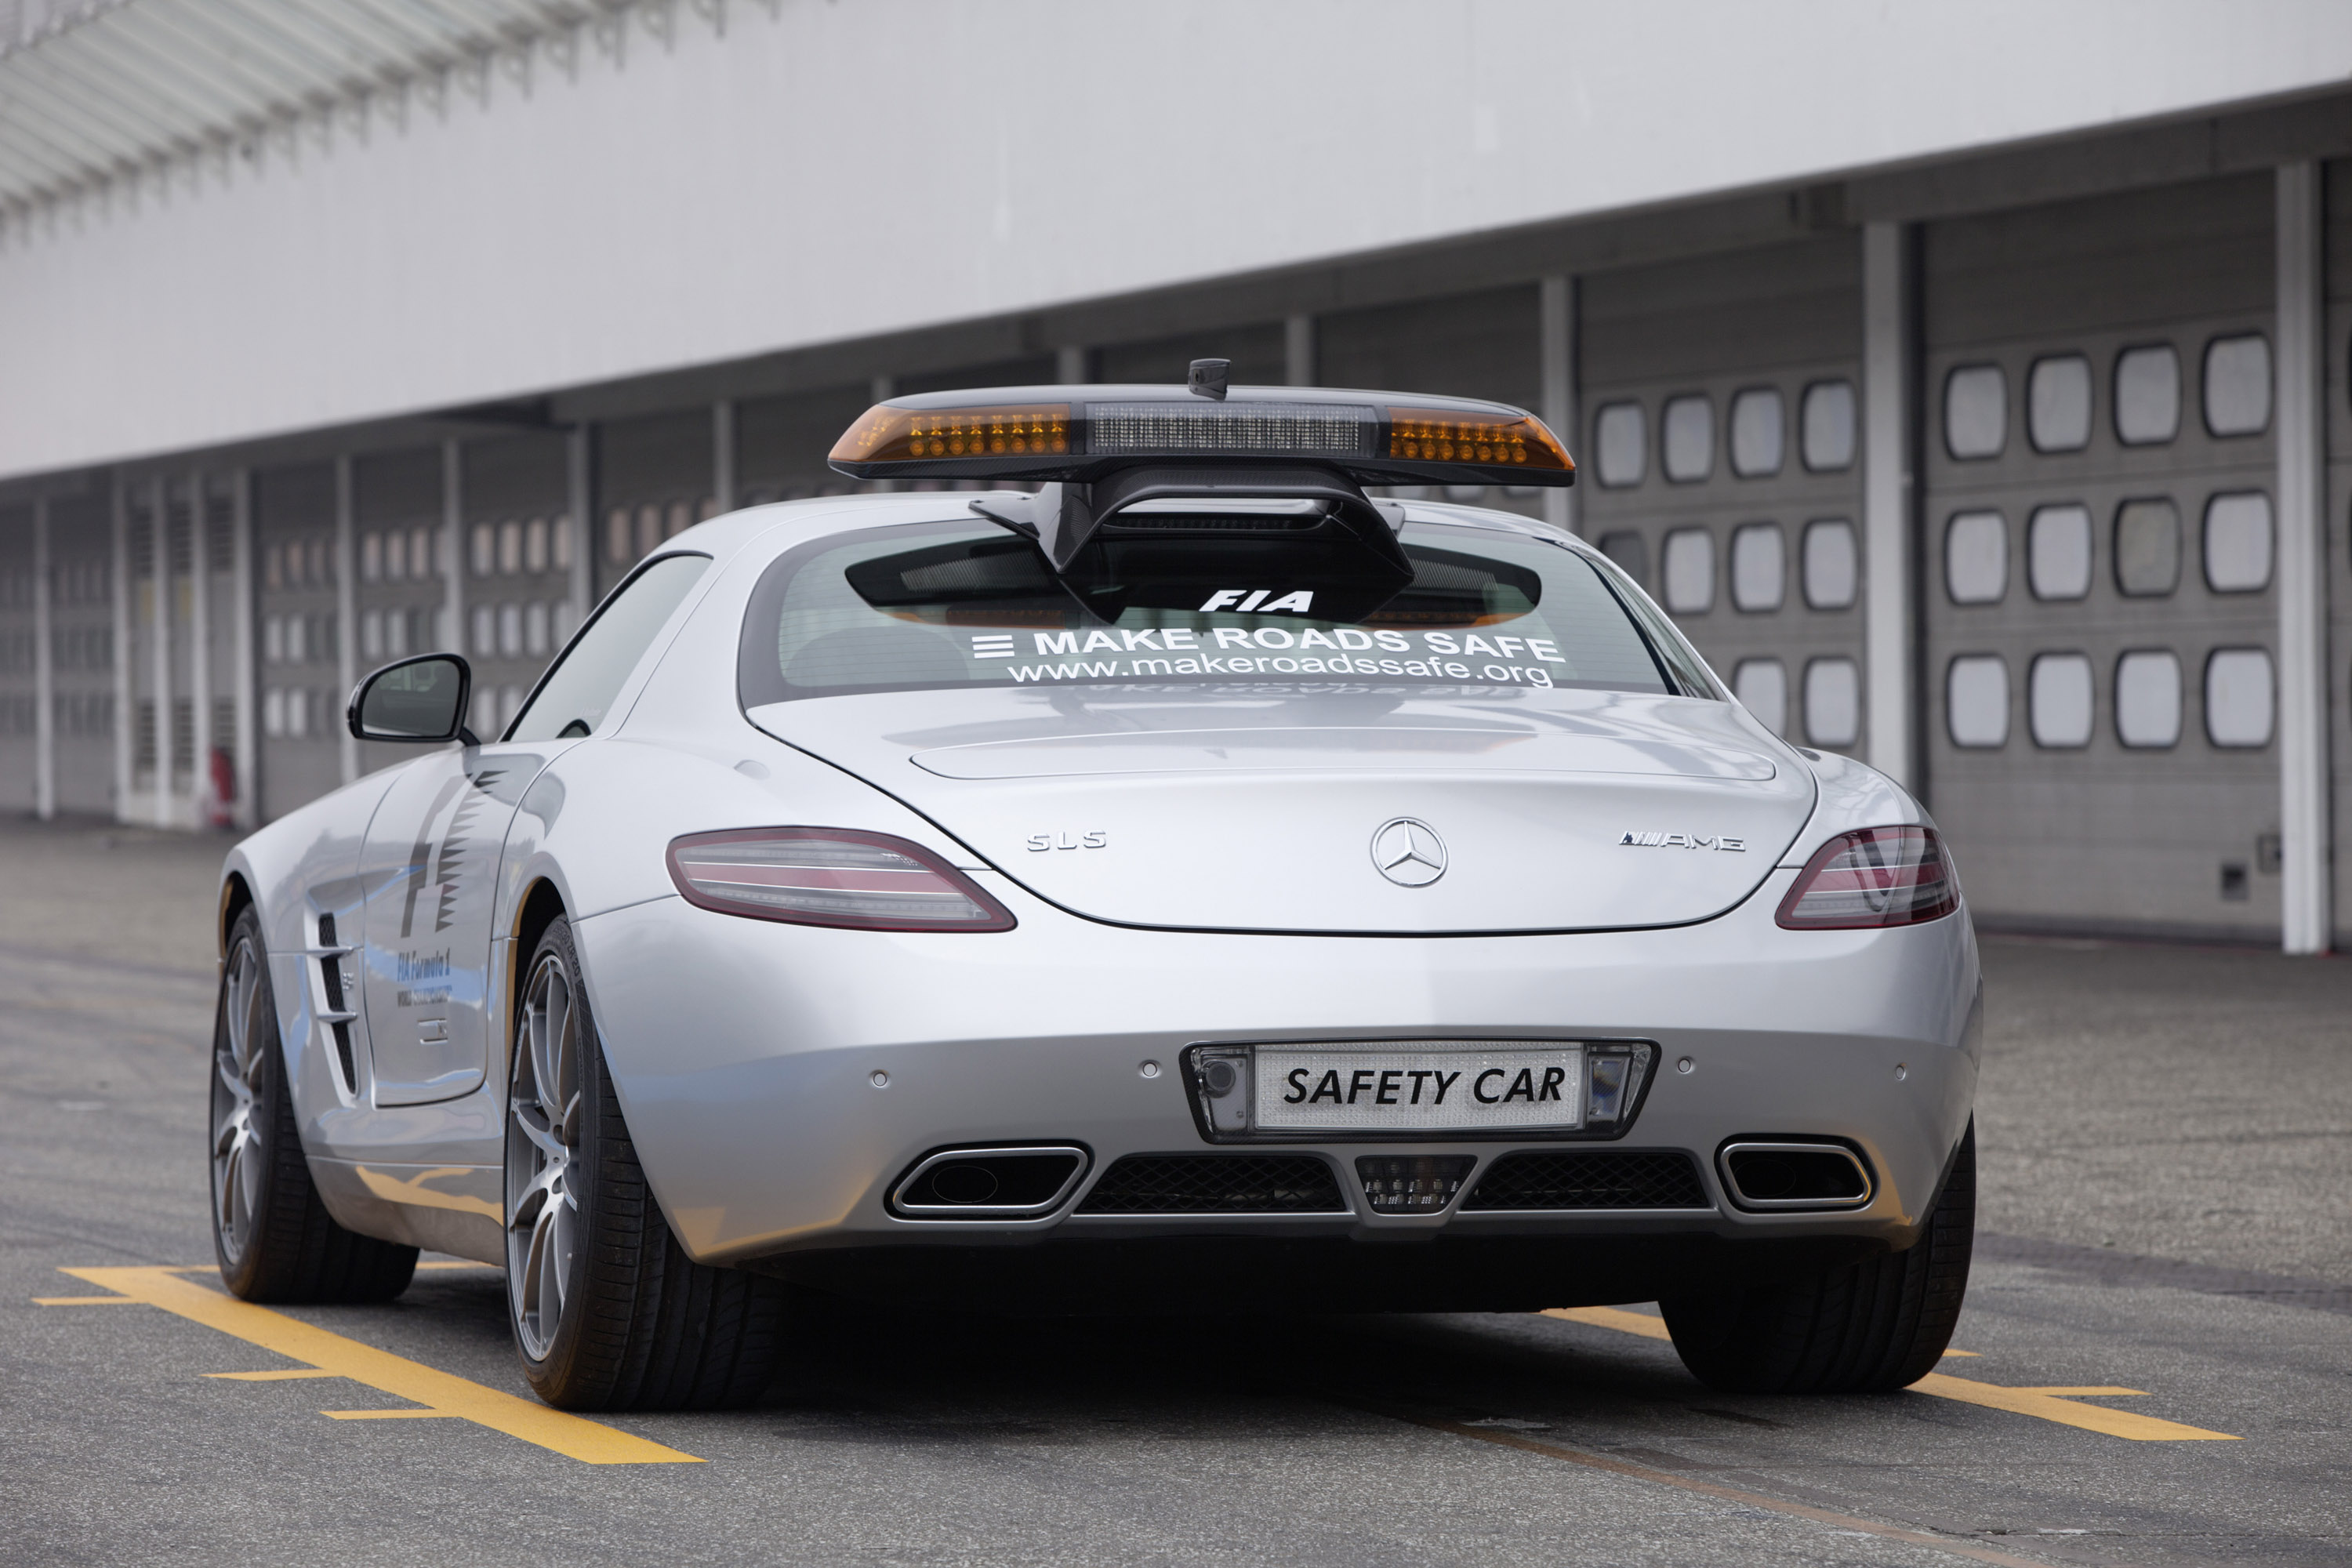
(666, 828, 1014, 931)
(1775, 826, 1959, 931)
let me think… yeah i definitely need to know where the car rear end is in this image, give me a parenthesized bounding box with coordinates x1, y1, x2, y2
(579, 378, 1980, 1316)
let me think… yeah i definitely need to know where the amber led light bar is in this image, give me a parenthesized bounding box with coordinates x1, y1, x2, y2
(826, 385, 1576, 488)
(1384, 407, 1570, 471)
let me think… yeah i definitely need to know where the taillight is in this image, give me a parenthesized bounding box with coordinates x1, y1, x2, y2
(1775, 826, 1959, 931)
(666, 828, 1014, 931)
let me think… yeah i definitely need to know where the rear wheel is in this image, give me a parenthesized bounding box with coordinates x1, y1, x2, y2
(504, 914, 790, 1410)
(210, 906, 419, 1303)
(1661, 1123, 1974, 1394)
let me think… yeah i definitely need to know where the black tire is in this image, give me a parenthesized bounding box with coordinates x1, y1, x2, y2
(1661, 1122, 1975, 1395)
(504, 914, 790, 1410)
(210, 906, 420, 1304)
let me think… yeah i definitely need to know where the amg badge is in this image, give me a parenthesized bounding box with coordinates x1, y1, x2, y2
(1621, 831, 1746, 851)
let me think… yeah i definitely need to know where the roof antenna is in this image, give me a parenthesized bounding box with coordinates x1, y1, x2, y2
(1186, 358, 1229, 401)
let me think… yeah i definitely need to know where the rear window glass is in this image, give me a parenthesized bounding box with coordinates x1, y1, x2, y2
(739, 516, 1693, 706)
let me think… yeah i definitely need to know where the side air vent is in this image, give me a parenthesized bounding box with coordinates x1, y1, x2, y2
(1077, 1154, 1346, 1215)
(1460, 1151, 1710, 1211)
(314, 913, 357, 1091)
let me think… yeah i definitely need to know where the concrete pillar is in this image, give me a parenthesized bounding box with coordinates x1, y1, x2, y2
(109, 477, 131, 822)
(712, 398, 736, 514)
(441, 441, 465, 661)
(1861, 222, 1921, 793)
(567, 425, 594, 620)
(187, 470, 213, 826)
(1539, 274, 1578, 535)
(230, 470, 257, 831)
(2274, 162, 2331, 955)
(1284, 314, 1316, 387)
(149, 476, 172, 827)
(333, 456, 358, 786)
(31, 495, 53, 820)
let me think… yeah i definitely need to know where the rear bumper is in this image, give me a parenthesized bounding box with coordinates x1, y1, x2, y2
(575, 864, 1979, 1298)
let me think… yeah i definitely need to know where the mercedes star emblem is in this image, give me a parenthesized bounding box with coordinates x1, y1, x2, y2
(1371, 818, 1447, 887)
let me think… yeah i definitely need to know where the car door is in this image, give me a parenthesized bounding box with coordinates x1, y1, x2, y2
(355, 745, 546, 1105)
(355, 550, 715, 1108)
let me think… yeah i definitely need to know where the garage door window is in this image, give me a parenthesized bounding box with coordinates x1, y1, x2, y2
(1947, 655, 2009, 748)
(1662, 395, 1714, 483)
(2113, 499, 2181, 597)
(1804, 658, 1860, 748)
(1730, 388, 1784, 477)
(1945, 511, 2008, 604)
(2202, 492, 2272, 592)
(2027, 505, 2092, 601)
(2202, 334, 2270, 437)
(1802, 519, 1858, 609)
(2028, 653, 2094, 748)
(1733, 659, 1787, 735)
(1593, 403, 1646, 488)
(1801, 380, 1857, 471)
(1661, 528, 1715, 614)
(1944, 365, 2006, 459)
(2114, 344, 2180, 445)
(2204, 648, 2274, 748)
(2027, 354, 2092, 452)
(1730, 522, 1784, 612)
(2114, 650, 2181, 749)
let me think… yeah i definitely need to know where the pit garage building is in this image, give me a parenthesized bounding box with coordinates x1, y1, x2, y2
(2, 0, 2350, 952)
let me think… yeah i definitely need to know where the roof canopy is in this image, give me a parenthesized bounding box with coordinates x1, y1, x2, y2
(0, 0, 677, 223)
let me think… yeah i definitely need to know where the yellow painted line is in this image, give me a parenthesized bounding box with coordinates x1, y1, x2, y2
(1910, 1372, 2238, 1441)
(205, 1369, 343, 1381)
(1543, 1305, 1670, 1339)
(1542, 1305, 2238, 1441)
(34, 1295, 140, 1305)
(49, 1266, 700, 1465)
(326, 1408, 458, 1420)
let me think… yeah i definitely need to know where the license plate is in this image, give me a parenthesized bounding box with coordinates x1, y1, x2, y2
(1251, 1044, 1584, 1133)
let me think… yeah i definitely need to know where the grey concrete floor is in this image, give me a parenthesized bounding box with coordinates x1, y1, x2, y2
(2, 815, 2347, 1566)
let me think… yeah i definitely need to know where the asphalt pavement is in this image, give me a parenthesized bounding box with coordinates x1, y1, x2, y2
(2, 815, 2347, 1566)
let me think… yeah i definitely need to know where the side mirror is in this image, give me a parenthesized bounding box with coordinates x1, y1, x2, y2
(348, 654, 477, 745)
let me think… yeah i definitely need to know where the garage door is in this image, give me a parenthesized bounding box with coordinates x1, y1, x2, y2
(1577, 236, 1867, 754)
(1921, 174, 2278, 939)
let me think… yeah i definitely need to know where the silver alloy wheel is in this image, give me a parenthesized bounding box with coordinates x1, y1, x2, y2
(506, 948, 583, 1362)
(209, 933, 270, 1266)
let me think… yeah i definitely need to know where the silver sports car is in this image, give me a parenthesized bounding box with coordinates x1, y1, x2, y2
(209, 372, 1980, 1411)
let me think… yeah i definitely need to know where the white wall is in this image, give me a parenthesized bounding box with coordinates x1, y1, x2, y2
(3, 0, 2347, 481)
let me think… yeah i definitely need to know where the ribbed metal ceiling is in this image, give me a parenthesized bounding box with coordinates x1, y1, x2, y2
(0, 0, 707, 227)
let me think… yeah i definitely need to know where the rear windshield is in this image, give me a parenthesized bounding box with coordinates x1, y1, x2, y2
(739, 515, 1704, 706)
